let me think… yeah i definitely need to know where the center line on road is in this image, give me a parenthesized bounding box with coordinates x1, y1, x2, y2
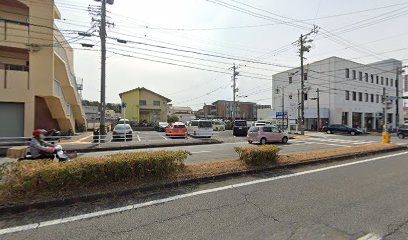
(1, 151, 406, 236)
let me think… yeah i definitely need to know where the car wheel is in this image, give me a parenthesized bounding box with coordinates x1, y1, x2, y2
(260, 138, 267, 145)
(282, 136, 288, 144)
(398, 133, 405, 139)
(216, 127, 218, 131)
(326, 130, 332, 134)
(350, 131, 356, 136)
(248, 140, 252, 144)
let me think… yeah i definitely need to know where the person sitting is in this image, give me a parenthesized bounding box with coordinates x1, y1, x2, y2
(30, 129, 58, 160)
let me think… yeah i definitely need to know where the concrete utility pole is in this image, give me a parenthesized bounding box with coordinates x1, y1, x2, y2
(99, 0, 107, 137)
(232, 64, 239, 121)
(396, 66, 406, 127)
(382, 87, 387, 131)
(298, 25, 318, 135)
(316, 88, 320, 131)
(281, 87, 285, 129)
(299, 34, 305, 135)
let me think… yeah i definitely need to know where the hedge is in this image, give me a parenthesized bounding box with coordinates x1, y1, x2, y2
(235, 145, 281, 166)
(0, 150, 190, 195)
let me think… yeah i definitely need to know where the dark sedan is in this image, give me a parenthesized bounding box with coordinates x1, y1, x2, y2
(322, 124, 363, 136)
(397, 125, 408, 139)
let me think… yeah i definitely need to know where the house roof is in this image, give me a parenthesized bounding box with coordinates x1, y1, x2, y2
(119, 87, 172, 102)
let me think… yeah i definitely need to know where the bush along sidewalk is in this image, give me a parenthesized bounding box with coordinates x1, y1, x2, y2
(235, 145, 281, 166)
(0, 150, 191, 200)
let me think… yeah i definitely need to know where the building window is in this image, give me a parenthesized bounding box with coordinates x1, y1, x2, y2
(359, 71, 362, 81)
(386, 78, 389, 86)
(139, 100, 146, 106)
(371, 94, 374, 102)
(289, 76, 292, 84)
(390, 79, 393, 87)
(365, 93, 368, 102)
(342, 112, 349, 125)
(376, 76, 379, 84)
(304, 73, 308, 81)
(345, 90, 350, 100)
(365, 73, 368, 82)
(376, 94, 379, 103)
(371, 74, 374, 83)
(352, 70, 356, 79)
(381, 77, 384, 85)
(345, 68, 350, 78)
(304, 93, 308, 100)
(358, 92, 363, 101)
(153, 100, 160, 106)
(352, 91, 356, 101)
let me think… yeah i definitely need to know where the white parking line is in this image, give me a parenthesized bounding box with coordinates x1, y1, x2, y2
(356, 233, 382, 240)
(136, 135, 141, 142)
(161, 135, 168, 140)
(0, 151, 406, 236)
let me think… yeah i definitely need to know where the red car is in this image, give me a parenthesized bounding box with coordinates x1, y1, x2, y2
(165, 123, 187, 138)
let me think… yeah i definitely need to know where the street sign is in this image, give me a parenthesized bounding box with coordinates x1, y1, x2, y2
(275, 112, 288, 118)
(121, 102, 127, 108)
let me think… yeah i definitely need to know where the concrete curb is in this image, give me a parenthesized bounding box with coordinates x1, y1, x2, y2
(0, 140, 224, 157)
(0, 145, 406, 214)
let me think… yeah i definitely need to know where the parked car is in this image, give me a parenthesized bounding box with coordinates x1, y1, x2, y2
(254, 120, 272, 126)
(187, 119, 214, 138)
(155, 122, 170, 132)
(165, 123, 187, 138)
(118, 118, 130, 124)
(322, 124, 362, 135)
(247, 126, 288, 144)
(233, 120, 248, 136)
(112, 124, 133, 141)
(212, 120, 226, 131)
(397, 125, 408, 139)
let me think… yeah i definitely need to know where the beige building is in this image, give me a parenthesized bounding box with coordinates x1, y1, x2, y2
(0, 0, 86, 137)
(119, 87, 171, 123)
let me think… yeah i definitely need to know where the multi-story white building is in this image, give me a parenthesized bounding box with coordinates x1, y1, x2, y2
(272, 56, 404, 131)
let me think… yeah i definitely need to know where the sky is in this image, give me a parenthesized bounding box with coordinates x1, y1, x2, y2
(54, 0, 408, 110)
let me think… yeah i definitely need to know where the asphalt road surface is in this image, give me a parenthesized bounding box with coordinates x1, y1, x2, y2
(78, 133, 407, 164)
(1, 151, 408, 240)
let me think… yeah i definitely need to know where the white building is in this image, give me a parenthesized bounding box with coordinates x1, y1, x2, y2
(168, 105, 195, 122)
(272, 56, 404, 131)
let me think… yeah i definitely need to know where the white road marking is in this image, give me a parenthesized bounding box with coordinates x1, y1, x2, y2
(190, 150, 212, 154)
(307, 142, 351, 147)
(136, 135, 141, 142)
(356, 233, 382, 240)
(1, 151, 407, 236)
(161, 135, 168, 140)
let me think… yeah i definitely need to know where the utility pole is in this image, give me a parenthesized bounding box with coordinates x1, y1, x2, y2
(300, 34, 305, 135)
(316, 88, 320, 131)
(99, 0, 107, 137)
(297, 89, 300, 132)
(396, 66, 406, 127)
(298, 25, 318, 135)
(232, 64, 239, 121)
(281, 87, 285, 130)
(382, 87, 387, 132)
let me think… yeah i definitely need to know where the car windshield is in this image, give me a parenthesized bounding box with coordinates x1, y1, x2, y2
(115, 124, 131, 130)
(174, 125, 185, 128)
(235, 121, 247, 126)
(159, 122, 168, 126)
(198, 121, 212, 128)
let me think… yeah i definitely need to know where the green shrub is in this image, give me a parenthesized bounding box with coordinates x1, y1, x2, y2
(235, 145, 281, 166)
(1, 150, 190, 195)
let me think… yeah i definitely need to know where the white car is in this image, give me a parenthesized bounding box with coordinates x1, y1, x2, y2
(187, 119, 214, 138)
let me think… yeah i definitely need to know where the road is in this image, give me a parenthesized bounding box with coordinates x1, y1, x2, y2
(79, 132, 407, 164)
(1, 151, 407, 239)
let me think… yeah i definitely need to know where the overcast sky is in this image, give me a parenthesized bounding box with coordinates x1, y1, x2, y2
(55, 0, 408, 109)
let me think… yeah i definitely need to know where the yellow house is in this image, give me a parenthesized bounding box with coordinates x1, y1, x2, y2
(119, 87, 171, 123)
(0, 0, 86, 137)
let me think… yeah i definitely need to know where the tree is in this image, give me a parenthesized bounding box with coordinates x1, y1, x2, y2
(167, 115, 179, 123)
